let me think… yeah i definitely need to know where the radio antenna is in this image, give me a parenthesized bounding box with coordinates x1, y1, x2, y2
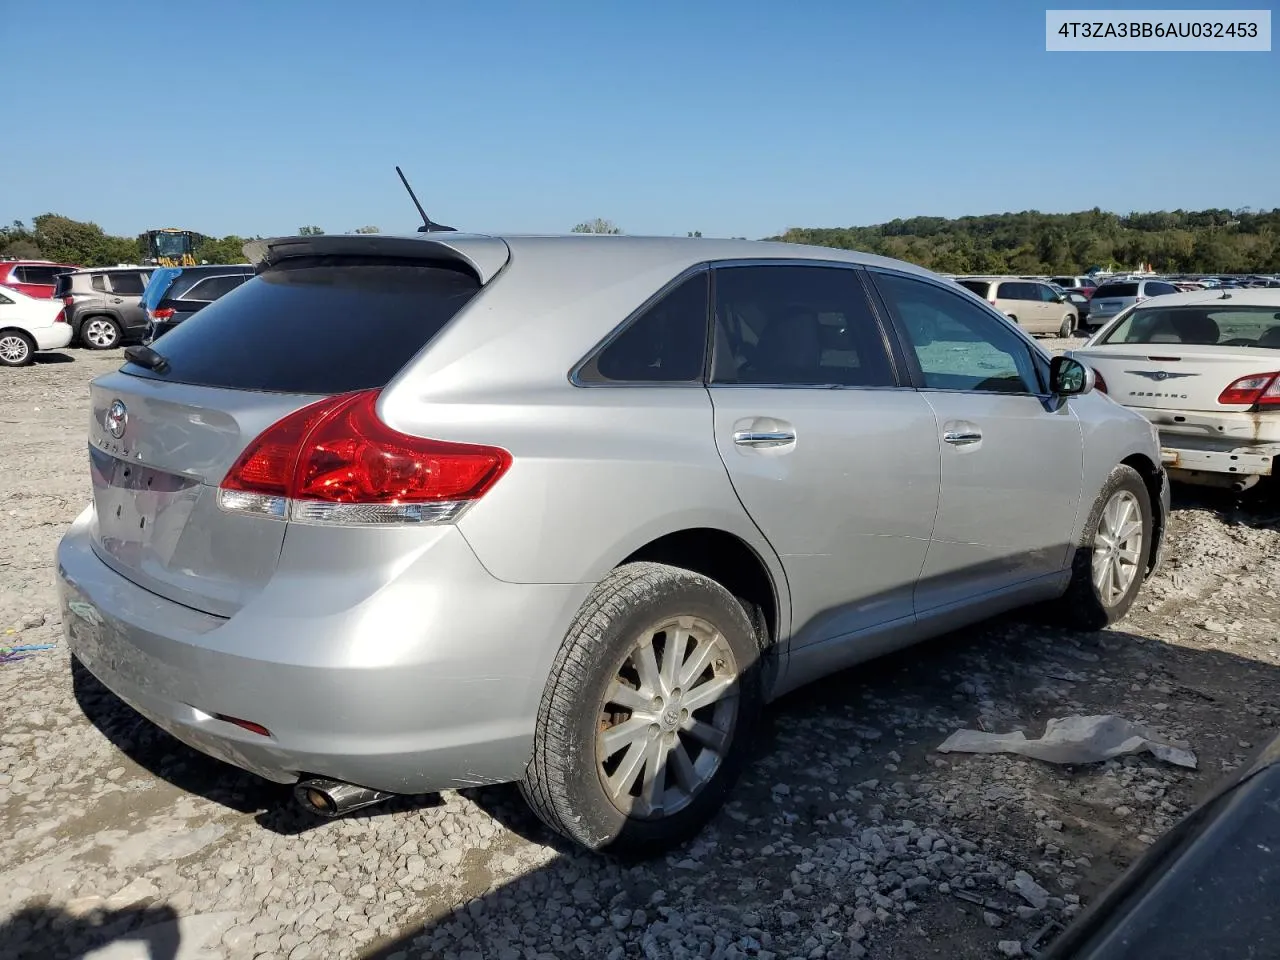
(395, 166, 456, 233)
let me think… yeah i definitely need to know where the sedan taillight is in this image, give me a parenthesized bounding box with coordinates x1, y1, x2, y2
(1219, 372, 1280, 407)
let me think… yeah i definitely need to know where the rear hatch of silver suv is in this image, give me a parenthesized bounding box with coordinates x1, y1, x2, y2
(85, 236, 508, 618)
(1088, 282, 1140, 327)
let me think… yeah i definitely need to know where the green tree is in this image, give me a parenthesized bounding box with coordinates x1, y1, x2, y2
(571, 218, 622, 234)
(298, 225, 325, 236)
(195, 235, 252, 264)
(351, 225, 380, 234)
(686, 230, 702, 238)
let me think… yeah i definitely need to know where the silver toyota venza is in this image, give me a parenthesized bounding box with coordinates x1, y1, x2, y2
(58, 233, 1169, 854)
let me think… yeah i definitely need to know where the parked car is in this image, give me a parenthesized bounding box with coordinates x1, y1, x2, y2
(54, 267, 156, 349)
(1050, 275, 1100, 297)
(1086, 278, 1182, 329)
(955, 276, 1079, 336)
(1072, 288, 1280, 491)
(140, 264, 255, 342)
(59, 233, 1169, 854)
(0, 259, 79, 299)
(0, 284, 73, 366)
(1060, 288, 1093, 329)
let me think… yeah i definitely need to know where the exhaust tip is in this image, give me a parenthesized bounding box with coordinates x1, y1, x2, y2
(294, 778, 392, 818)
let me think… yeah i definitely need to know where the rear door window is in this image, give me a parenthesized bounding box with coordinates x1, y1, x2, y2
(107, 272, 146, 296)
(710, 265, 895, 387)
(122, 257, 483, 393)
(576, 272, 708, 383)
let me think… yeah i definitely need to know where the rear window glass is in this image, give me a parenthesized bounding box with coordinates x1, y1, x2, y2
(181, 274, 248, 301)
(122, 257, 481, 393)
(1144, 281, 1179, 297)
(956, 280, 991, 298)
(1094, 283, 1138, 298)
(91, 275, 107, 293)
(1103, 305, 1280, 347)
(16, 265, 64, 285)
(53, 274, 73, 298)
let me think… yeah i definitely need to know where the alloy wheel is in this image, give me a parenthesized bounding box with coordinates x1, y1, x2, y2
(1092, 489, 1144, 606)
(0, 334, 30, 364)
(596, 615, 739, 820)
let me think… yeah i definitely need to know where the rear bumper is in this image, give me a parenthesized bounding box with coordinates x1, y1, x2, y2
(34, 325, 73, 351)
(57, 506, 591, 794)
(1158, 435, 1279, 478)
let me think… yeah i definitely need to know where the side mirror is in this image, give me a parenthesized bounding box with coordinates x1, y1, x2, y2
(1050, 355, 1095, 396)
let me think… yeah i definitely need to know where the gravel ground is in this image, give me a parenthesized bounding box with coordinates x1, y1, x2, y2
(2, 343, 1278, 960)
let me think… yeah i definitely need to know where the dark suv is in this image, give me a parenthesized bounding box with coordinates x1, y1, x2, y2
(140, 264, 255, 342)
(54, 267, 156, 349)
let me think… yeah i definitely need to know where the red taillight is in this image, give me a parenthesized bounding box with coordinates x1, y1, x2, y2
(151, 307, 175, 321)
(218, 390, 512, 525)
(53, 309, 67, 324)
(1218, 372, 1280, 407)
(1093, 370, 1107, 394)
(213, 714, 272, 737)
(62, 295, 74, 307)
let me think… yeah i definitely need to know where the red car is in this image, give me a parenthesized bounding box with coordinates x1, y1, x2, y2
(0, 260, 80, 299)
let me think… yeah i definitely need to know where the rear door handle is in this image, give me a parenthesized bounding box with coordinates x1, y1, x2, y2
(733, 430, 796, 448)
(943, 430, 982, 445)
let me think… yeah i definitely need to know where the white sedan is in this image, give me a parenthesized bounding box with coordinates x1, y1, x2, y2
(1071, 288, 1280, 491)
(0, 284, 73, 366)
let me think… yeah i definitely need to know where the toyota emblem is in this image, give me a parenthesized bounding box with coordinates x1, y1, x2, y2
(106, 399, 127, 439)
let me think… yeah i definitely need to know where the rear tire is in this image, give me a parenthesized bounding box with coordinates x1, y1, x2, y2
(1054, 464, 1152, 630)
(1059, 315, 1076, 338)
(80, 316, 121, 350)
(521, 561, 763, 856)
(0, 330, 35, 366)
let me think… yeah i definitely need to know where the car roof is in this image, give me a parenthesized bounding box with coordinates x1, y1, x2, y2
(1130, 288, 1280, 311)
(245, 232, 941, 287)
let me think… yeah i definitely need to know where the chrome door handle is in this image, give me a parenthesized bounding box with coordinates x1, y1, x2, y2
(733, 430, 796, 448)
(943, 430, 982, 445)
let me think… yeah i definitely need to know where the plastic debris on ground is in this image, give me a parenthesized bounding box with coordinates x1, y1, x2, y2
(936, 714, 1197, 769)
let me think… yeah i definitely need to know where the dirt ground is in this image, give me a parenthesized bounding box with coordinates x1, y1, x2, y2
(1, 346, 1278, 960)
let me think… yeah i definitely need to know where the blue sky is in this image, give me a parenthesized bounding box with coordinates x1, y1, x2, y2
(4, 1, 1276, 239)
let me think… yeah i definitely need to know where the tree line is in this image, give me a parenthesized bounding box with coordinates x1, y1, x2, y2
(0, 217, 382, 267)
(4, 208, 1278, 274)
(768, 207, 1280, 275)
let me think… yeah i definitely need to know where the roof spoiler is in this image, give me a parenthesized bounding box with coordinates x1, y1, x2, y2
(241, 234, 511, 284)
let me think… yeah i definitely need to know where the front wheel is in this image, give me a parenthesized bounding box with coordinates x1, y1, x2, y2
(1059, 315, 1076, 338)
(0, 331, 35, 366)
(80, 317, 121, 350)
(1054, 464, 1152, 630)
(521, 562, 763, 855)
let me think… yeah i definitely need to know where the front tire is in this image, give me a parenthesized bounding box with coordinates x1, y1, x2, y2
(521, 562, 763, 856)
(80, 317, 121, 350)
(0, 331, 35, 366)
(1055, 464, 1152, 630)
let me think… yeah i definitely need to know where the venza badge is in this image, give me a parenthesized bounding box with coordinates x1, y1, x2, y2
(105, 399, 128, 439)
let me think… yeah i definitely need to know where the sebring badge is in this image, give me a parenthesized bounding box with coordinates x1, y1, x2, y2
(105, 399, 128, 439)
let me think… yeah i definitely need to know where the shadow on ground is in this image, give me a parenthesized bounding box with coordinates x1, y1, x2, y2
(70, 658, 444, 836)
(0, 903, 179, 960)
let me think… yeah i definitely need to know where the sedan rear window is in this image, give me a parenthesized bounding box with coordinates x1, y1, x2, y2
(1102, 305, 1280, 347)
(123, 257, 481, 393)
(1094, 283, 1139, 299)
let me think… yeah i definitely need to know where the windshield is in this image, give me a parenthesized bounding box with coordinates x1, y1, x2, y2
(151, 233, 191, 257)
(1102, 305, 1280, 348)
